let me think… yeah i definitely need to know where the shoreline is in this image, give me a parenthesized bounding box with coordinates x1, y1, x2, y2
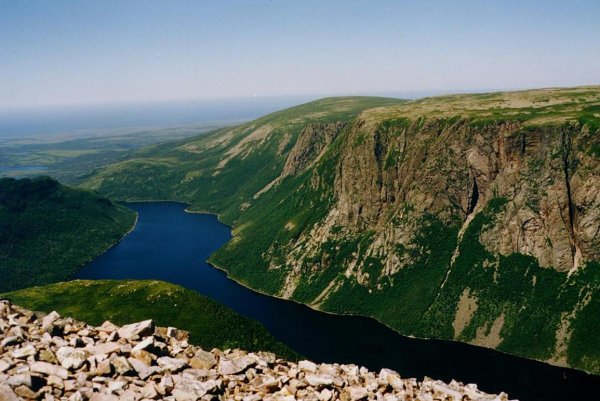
(87, 198, 599, 378)
(73, 206, 138, 271)
(205, 259, 598, 379)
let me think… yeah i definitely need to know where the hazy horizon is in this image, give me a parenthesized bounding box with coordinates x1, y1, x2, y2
(0, 83, 561, 139)
(0, 96, 310, 139)
(3, 83, 600, 139)
(2, 1, 599, 111)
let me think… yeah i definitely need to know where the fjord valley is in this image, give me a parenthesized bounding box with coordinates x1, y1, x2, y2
(82, 86, 600, 375)
(4, 2, 600, 400)
(0, 178, 296, 357)
(0, 182, 527, 400)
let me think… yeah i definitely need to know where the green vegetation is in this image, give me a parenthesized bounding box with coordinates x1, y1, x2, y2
(1, 280, 298, 359)
(420, 198, 600, 372)
(79, 87, 600, 374)
(0, 125, 216, 183)
(0, 176, 136, 292)
(321, 215, 459, 335)
(578, 105, 600, 132)
(568, 262, 600, 373)
(0, 177, 298, 360)
(364, 86, 600, 129)
(81, 96, 405, 223)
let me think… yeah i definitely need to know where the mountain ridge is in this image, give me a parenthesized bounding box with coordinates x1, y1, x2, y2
(80, 86, 600, 374)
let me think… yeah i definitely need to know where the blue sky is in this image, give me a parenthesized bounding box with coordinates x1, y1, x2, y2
(1, 0, 599, 110)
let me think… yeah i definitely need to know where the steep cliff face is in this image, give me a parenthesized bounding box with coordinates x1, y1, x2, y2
(82, 87, 600, 374)
(273, 118, 599, 296)
(321, 119, 599, 274)
(216, 88, 600, 373)
(282, 122, 347, 178)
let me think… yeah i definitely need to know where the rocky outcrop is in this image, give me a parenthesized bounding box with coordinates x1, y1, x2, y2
(256, 117, 600, 372)
(276, 118, 600, 289)
(282, 122, 347, 177)
(0, 300, 514, 401)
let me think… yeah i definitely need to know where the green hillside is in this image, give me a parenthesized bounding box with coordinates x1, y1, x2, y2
(0, 176, 136, 292)
(1, 280, 297, 359)
(81, 96, 405, 221)
(80, 87, 600, 374)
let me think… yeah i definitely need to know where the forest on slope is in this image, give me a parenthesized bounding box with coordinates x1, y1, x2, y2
(0, 176, 136, 292)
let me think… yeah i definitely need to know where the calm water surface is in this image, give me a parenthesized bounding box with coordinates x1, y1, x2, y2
(75, 202, 600, 401)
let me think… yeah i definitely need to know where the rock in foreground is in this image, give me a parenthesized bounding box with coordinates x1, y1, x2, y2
(0, 300, 515, 401)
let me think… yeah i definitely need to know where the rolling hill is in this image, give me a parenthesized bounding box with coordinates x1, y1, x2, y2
(0, 176, 136, 292)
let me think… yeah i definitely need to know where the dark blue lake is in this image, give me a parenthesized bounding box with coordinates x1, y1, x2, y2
(75, 202, 600, 401)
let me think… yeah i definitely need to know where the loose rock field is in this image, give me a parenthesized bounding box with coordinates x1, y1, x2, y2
(0, 300, 514, 401)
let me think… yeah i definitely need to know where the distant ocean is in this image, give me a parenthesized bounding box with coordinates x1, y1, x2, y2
(0, 90, 468, 139)
(0, 96, 317, 139)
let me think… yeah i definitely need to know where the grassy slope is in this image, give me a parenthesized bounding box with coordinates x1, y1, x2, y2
(363, 85, 600, 129)
(1, 280, 297, 359)
(81, 96, 405, 222)
(80, 87, 600, 373)
(0, 176, 136, 292)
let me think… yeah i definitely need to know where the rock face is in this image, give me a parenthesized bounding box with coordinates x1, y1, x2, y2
(253, 116, 600, 372)
(281, 120, 599, 278)
(282, 122, 347, 178)
(0, 300, 514, 401)
(79, 88, 600, 374)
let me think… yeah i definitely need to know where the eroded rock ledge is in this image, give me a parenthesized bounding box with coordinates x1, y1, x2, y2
(0, 300, 514, 401)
